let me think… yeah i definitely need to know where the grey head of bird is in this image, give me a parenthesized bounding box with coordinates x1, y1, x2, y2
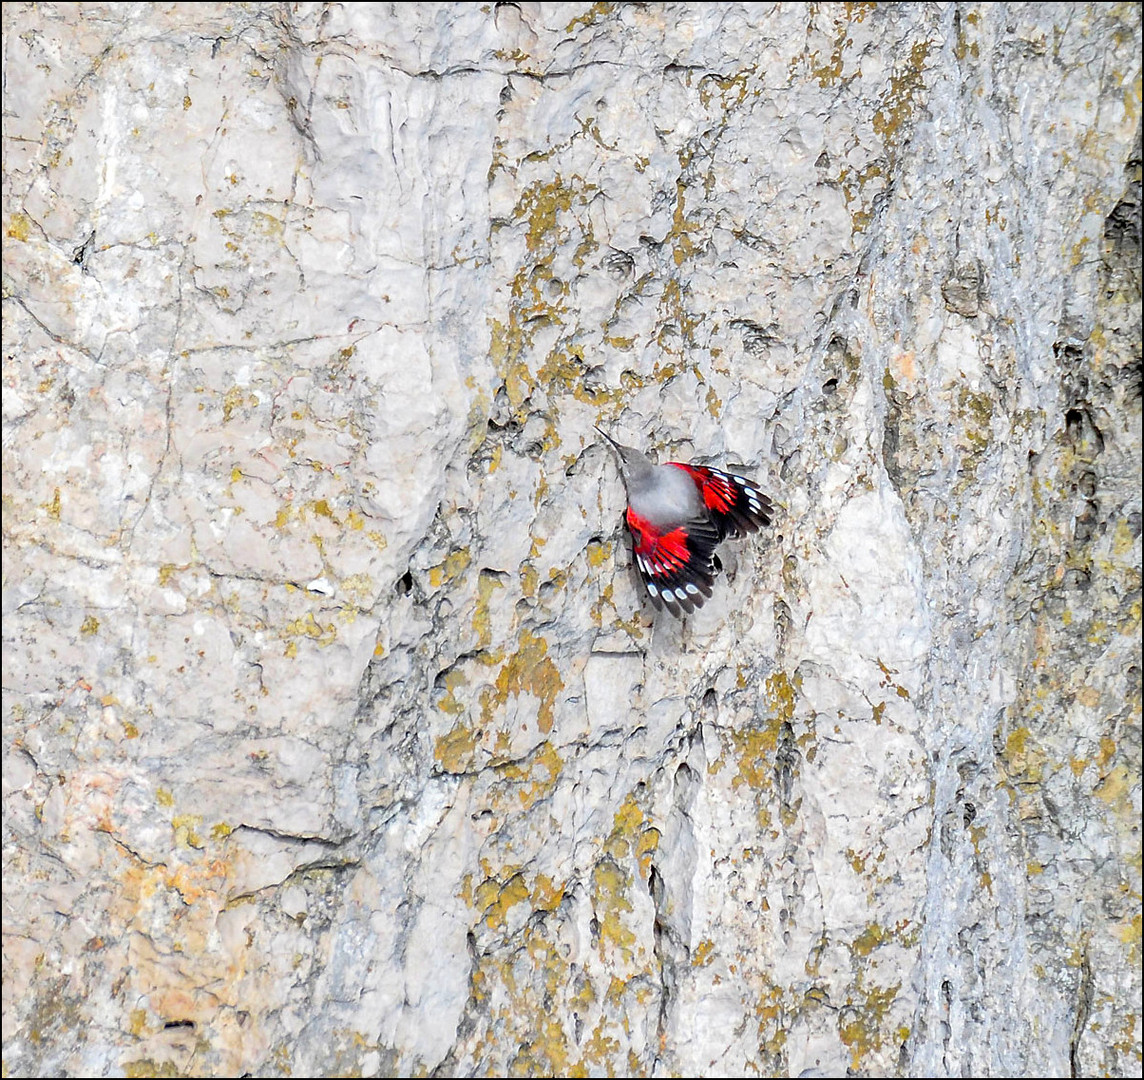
(595, 426, 655, 492)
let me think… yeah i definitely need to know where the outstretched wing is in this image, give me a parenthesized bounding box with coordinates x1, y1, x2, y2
(670, 464, 773, 540)
(624, 508, 721, 617)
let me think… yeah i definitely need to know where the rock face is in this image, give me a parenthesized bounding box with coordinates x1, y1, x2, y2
(2, 4, 1140, 1077)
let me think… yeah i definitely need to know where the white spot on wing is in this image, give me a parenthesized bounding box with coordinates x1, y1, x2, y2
(647, 581, 659, 597)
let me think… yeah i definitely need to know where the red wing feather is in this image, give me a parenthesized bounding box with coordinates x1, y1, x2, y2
(625, 508, 720, 616)
(670, 464, 773, 539)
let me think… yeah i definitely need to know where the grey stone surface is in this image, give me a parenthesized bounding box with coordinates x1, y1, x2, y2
(3, 3, 1140, 1076)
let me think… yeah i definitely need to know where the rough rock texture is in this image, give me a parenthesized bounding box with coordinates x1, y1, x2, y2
(3, 3, 1140, 1077)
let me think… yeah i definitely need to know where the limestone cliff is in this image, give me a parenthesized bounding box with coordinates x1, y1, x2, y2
(3, 4, 1140, 1076)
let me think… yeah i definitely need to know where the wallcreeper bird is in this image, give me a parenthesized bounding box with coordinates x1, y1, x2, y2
(596, 426, 773, 617)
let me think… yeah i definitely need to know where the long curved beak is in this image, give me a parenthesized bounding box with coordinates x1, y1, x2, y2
(594, 425, 621, 453)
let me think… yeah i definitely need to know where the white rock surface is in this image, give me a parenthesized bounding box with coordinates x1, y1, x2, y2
(3, 3, 1140, 1077)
